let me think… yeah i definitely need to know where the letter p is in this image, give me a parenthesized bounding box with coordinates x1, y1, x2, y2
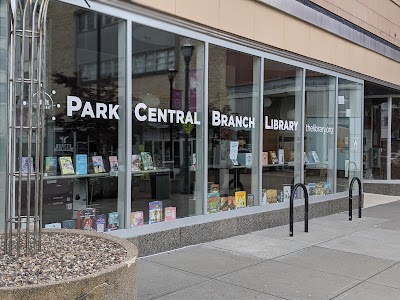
(67, 96, 82, 116)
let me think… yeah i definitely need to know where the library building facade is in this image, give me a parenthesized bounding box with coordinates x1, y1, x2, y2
(1, 0, 400, 254)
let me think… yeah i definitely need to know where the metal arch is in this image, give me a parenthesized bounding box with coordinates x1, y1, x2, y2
(349, 177, 363, 221)
(4, 0, 50, 257)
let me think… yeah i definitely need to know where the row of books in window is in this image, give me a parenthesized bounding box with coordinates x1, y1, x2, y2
(45, 202, 178, 231)
(262, 150, 321, 165)
(131, 201, 177, 226)
(43, 155, 116, 176)
(207, 183, 253, 213)
(45, 209, 120, 232)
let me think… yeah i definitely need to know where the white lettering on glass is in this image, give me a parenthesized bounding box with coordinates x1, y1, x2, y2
(66, 96, 120, 119)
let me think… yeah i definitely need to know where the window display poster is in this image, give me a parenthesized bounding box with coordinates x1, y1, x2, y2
(230, 141, 239, 165)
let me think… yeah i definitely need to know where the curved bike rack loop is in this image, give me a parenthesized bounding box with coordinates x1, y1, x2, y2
(349, 177, 363, 221)
(289, 183, 309, 237)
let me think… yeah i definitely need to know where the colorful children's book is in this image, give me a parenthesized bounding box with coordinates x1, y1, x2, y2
(61, 219, 76, 229)
(95, 214, 107, 232)
(44, 157, 57, 176)
(21, 157, 34, 173)
(247, 194, 254, 207)
(308, 183, 316, 196)
(131, 154, 142, 171)
(165, 207, 177, 221)
(220, 197, 229, 211)
(324, 182, 332, 195)
(92, 156, 105, 173)
(59, 157, 75, 175)
(77, 208, 96, 231)
(262, 152, 269, 166)
(109, 156, 119, 172)
(269, 151, 278, 164)
(228, 196, 236, 210)
(75, 154, 88, 175)
(108, 212, 120, 231)
(149, 201, 162, 224)
(266, 189, 278, 204)
(316, 182, 325, 196)
(283, 185, 291, 202)
(141, 152, 154, 171)
(207, 192, 221, 213)
(235, 191, 246, 208)
(130, 211, 144, 227)
(261, 189, 267, 205)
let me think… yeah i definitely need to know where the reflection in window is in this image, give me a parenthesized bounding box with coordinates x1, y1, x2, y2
(131, 23, 205, 224)
(336, 79, 362, 192)
(262, 59, 302, 204)
(364, 98, 388, 180)
(207, 45, 260, 210)
(304, 71, 335, 196)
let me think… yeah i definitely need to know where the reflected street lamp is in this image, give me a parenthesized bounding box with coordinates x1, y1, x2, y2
(167, 67, 177, 158)
(181, 40, 194, 195)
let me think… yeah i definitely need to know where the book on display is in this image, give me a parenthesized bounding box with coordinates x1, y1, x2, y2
(59, 157, 75, 175)
(92, 156, 106, 173)
(149, 201, 162, 224)
(75, 154, 88, 175)
(207, 193, 221, 213)
(45, 157, 57, 176)
(108, 212, 120, 231)
(234, 191, 246, 208)
(109, 156, 119, 172)
(131, 154, 142, 171)
(131, 211, 144, 227)
(165, 207, 177, 221)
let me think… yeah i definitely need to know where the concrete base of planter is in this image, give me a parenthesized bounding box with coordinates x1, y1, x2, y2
(0, 230, 138, 300)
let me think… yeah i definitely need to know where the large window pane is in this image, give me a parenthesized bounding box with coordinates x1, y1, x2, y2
(262, 59, 302, 204)
(131, 24, 205, 223)
(207, 45, 260, 210)
(363, 98, 388, 180)
(304, 71, 335, 196)
(336, 79, 363, 192)
(34, 2, 127, 230)
(391, 98, 400, 179)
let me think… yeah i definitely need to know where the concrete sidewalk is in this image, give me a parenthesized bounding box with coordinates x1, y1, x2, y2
(138, 195, 400, 300)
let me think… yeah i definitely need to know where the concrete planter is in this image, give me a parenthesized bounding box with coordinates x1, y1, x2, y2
(0, 230, 138, 300)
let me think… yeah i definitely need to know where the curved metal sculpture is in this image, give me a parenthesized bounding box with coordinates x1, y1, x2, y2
(4, 0, 49, 257)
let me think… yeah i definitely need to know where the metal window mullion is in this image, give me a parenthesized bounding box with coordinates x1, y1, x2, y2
(202, 41, 209, 215)
(388, 96, 392, 180)
(300, 68, 305, 186)
(125, 20, 132, 228)
(334, 77, 338, 193)
(257, 58, 264, 204)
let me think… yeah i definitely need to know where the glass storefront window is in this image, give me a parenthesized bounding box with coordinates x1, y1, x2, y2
(336, 79, 363, 192)
(391, 98, 400, 179)
(363, 98, 388, 180)
(131, 24, 205, 223)
(32, 2, 127, 231)
(304, 71, 336, 196)
(262, 59, 302, 204)
(207, 45, 260, 211)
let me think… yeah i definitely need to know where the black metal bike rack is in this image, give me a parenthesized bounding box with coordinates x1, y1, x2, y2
(290, 183, 309, 237)
(349, 177, 363, 221)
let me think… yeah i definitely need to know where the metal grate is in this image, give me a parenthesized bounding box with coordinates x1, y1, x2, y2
(4, 0, 49, 257)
